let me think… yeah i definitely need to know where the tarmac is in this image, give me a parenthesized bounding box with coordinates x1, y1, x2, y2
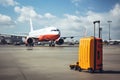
(0, 45, 120, 80)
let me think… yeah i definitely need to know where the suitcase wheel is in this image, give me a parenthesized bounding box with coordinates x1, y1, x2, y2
(98, 68, 103, 73)
(88, 68, 94, 73)
(78, 67, 82, 72)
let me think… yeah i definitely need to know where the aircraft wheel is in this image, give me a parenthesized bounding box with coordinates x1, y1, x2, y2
(51, 44, 55, 47)
(49, 44, 51, 46)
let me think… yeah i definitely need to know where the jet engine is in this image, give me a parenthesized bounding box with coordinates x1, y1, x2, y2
(26, 38, 34, 46)
(56, 38, 64, 45)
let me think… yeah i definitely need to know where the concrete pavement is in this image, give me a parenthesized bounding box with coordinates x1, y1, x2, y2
(0, 45, 120, 80)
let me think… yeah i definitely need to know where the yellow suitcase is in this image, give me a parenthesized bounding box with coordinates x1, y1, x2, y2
(78, 37, 94, 70)
(70, 36, 103, 73)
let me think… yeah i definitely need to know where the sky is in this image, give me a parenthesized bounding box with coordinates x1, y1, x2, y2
(0, 0, 120, 40)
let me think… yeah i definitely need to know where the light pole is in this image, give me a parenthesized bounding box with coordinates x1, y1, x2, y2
(107, 21, 112, 41)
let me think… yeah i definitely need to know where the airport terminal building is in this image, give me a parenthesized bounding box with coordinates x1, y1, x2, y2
(0, 34, 24, 45)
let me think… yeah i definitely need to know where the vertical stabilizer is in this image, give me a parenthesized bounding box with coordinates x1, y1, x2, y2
(30, 18, 33, 32)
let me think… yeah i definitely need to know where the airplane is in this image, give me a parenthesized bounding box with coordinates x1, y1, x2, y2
(108, 39, 120, 45)
(25, 19, 73, 46)
(103, 39, 120, 45)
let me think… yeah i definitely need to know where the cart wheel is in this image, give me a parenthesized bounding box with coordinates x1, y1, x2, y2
(75, 65, 79, 70)
(88, 68, 94, 73)
(69, 65, 75, 70)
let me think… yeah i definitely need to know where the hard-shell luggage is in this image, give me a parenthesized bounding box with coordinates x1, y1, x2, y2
(79, 36, 102, 72)
(70, 21, 103, 73)
(70, 36, 103, 73)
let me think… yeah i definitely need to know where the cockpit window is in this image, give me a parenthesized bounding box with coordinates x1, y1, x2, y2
(51, 29, 60, 31)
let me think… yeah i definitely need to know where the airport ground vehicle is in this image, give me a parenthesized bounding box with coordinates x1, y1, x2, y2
(70, 36, 103, 73)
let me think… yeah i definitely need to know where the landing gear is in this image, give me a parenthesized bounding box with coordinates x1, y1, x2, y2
(26, 43, 34, 47)
(49, 41, 55, 47)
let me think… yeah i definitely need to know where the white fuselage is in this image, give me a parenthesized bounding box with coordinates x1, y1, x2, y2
(28, 27, 60, 41)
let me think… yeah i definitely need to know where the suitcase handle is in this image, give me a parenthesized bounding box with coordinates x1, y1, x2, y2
(93, 21, 101, 38)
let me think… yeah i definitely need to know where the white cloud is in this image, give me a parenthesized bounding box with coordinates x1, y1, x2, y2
(75, 10, 80, 14)
(110, 4, 120, 16)
(0, 14, 14, 25)
(53, 14, 86, 38)
(64, 14, 80, 21)
(0, 14, 15, 29)
(14, 6, 42, 22)
(0, 0, 18, 6)
(54, 3, 120, 39)
(14, 6, 58, 32)
(0, 14, 11, 22)
(44, 13, 56, 19)
(71, 0, 81, 7)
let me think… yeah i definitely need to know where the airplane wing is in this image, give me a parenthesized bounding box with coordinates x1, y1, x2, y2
(60, 36, 74, 39)
(0, 33, 28, 37)
(60, 35, 83, 39)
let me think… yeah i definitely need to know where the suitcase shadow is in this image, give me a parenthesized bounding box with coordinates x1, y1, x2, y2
(93, 70, 120, 74)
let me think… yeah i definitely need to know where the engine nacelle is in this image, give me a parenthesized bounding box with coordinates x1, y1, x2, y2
(56, 38, 64, 45)
(26, 38, 34, 46)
